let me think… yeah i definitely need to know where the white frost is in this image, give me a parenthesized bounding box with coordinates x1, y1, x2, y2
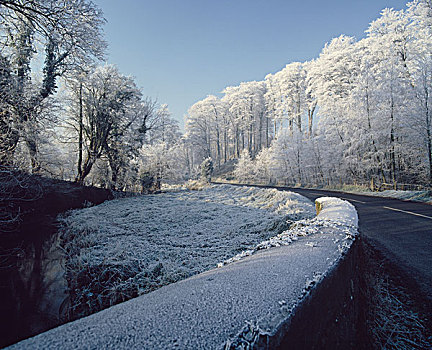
(60, 184, 314, 299)
(315, 197, 358, 227)
(218, 196, 358, 267)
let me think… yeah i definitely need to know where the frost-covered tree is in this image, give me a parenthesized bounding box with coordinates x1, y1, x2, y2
(0, 55, 18, 166)
(185, 98, 213, 161)
(365, 8, 416, 185)
(185, 0, 432, 187)
(200, 157, 213, 182)
(253, 147, 273, 184)
(0, 0, 106, 171)
(233, 149, 254, 182)
(138, 143, 169, 191)
(184, 81, 269, 176)
(71, 65, 141, 185)
(222, 81, 267, 158)
(405, 0, 432, 183)
(136, 106, 184, 189)
(185, 95, 228, 171)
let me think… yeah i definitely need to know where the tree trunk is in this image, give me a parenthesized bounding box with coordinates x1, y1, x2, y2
(258, 112, 263, 152)
(308, 102, 316, 138)
(248, 124, 252, 156)
(77, 83, 84, 179)
(241, 132, 245, 152)
(107, 152, 120, 190)
(266, 115, 269, 147)
(297, 92, 302, 132)
(224, 128, 227, 163)
(425, 90, 432, 185)
(389, 89, 397, 187)
(25, 137, 40, 173)
(216, 126, 221, 169)
(0, 116, 19, 166)
(236, 128, 240, 158)
(76, 153, 94, 185)
(206, 125, 211, 158)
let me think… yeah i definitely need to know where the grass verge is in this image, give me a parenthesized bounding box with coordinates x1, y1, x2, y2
(360, 239, 432, 349)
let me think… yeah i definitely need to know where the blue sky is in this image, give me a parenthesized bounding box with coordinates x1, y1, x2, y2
(93, 0, 409, 129)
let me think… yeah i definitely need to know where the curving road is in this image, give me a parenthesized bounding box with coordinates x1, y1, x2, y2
(273, 186, 432, 303)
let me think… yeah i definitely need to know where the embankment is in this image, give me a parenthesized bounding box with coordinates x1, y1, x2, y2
(0, 173, 113, 348)
(7, 195, 362, 349)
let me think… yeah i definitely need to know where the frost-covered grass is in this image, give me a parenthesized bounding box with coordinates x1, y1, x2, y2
(356, 189, 432, 204)
(363, 242, 432, 349)
(316, 184, 432, 204)
(59, 184, 314, 318)
(219, 196, 358, 267)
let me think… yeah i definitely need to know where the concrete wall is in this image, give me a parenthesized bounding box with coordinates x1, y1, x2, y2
(7, 196, 361, 349)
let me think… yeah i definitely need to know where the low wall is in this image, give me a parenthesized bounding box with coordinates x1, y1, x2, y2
(7, 196, 360, 349)
(274, 239, 361, 349)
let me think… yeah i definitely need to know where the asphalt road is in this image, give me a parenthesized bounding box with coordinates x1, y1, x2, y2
(275, 186, 432, 302)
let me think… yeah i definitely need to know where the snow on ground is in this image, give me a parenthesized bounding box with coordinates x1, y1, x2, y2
(59, 184, 315, 317)
(315, 184, 432, 204)
(315, 197, 358, 227)
(356, 189, 432, 204)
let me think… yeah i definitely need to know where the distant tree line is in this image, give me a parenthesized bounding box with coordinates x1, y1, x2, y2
(185, 0, 432, 188)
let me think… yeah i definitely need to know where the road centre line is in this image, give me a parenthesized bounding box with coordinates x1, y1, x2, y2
(383, 206, 432, 220)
